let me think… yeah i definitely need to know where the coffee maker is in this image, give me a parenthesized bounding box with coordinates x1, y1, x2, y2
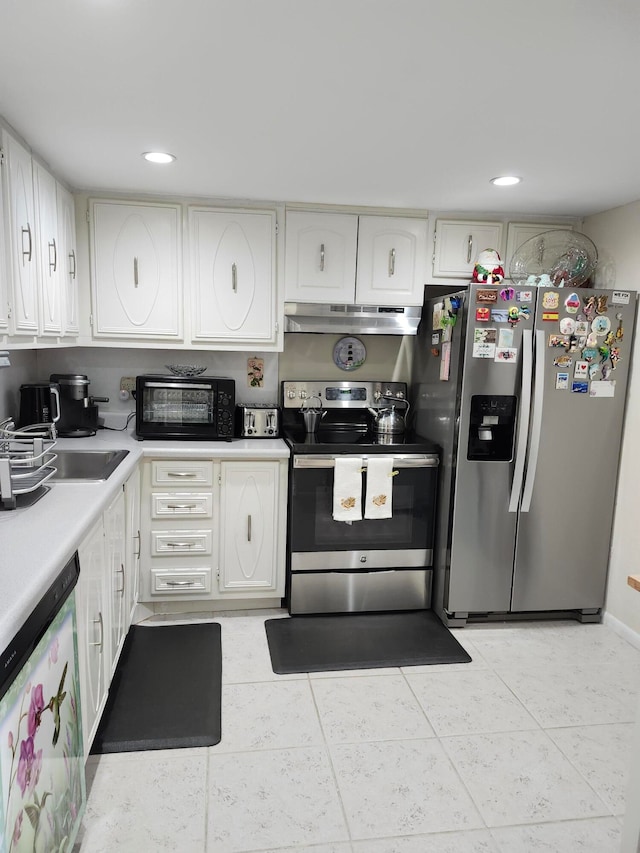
(49, 374, 109, 437)
(18, 382, 61, 428)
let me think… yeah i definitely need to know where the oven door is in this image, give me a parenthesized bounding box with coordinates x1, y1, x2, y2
(289, 453, 439, 570)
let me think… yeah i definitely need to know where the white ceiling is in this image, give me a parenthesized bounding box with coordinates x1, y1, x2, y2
(1, 0, 639, 218)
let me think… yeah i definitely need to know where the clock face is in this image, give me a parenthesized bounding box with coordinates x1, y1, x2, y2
(333, 336, 366, 371)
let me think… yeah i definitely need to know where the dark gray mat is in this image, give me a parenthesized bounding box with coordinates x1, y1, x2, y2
(91, 622, 221, 753)
(265, 610, 471, 674)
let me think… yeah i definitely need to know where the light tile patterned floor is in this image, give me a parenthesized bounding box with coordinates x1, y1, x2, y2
(78, 611, 640, 853)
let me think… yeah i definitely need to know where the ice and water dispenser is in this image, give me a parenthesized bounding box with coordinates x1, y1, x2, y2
(467, 395, 517, 461)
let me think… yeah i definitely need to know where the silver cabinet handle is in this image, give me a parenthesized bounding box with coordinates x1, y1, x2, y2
(166, 541, 195, 548)
(134, 530, 140, 558)
(232, 262, 237, 292)
(388, 248, 396, 277)
(247, 514, 252, 542)
(116, 563, 125, 596)
(166, 580, 196, 587)
(49, 239, 57, 273)
(90, 612, 104, 650)
(22, 224, 32, 262)
(320, 243, 325, 272)
(167, 503, 197, 509)
(167, 471, 197, 477)
(133, 256, 139, 287)
(69, 249, 76, 279)
(466, 234, 473, 265)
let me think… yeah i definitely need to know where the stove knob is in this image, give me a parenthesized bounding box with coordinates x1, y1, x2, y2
(360, 555, 367, 563)
(287, 389, 296, 399)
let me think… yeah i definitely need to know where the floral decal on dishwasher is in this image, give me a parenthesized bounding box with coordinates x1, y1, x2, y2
(1, 598, 85, 853)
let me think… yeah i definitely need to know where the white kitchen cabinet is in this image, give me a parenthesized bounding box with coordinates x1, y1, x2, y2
(124, 465, 141, 626)
(504, 222, 574, 279)
(219, 460, 283, 596)
(76, 518, 109, 755)
(285, 210, 428, 306)
(56, 182, 79, 335)
(1, 129, 38, 335)
(89, 199, 183, 341)
(0, 153, 8, 335)
(355, 215, 428, 305)
(33, 161, 62, 336)
(189, 206, 278, 347)
(284, 210, 358, 303)
(432, 219, 504, 279)
(105, 487, 127, 675)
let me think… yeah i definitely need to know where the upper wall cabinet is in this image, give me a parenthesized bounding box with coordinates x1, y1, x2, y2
(189, 206, 278, 348)
(33, 161, 62, 336)
(0, 148, 8, 335)
(285, 210, 428, 306)
(2, 130, 39, 335)
(57, 184, 79, 335)
(504, 222, 574, 279)
(89, 199, 183, 341)
(432, 219, 504, 279)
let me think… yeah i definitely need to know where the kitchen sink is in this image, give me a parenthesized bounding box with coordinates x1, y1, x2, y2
(50, 449, 130, 482)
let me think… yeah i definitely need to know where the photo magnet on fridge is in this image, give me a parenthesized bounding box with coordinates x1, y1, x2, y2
(555, 372, 570, 390)
(571, 381, 589, 393)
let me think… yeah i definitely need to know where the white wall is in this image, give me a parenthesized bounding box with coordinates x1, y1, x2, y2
(0, 350, 38, 422)
(583, 201, 640, 634)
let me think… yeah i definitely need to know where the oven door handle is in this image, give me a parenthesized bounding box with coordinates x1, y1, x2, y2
(293, 455, 439, 469)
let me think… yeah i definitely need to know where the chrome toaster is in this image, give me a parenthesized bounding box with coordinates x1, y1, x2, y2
(236, 405, 280, 438)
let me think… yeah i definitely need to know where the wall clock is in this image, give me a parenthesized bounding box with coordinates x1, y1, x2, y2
(333, 336, 366, 371)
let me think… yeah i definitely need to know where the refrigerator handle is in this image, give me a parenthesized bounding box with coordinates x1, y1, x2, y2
(508, 328, 533, 512)
(521, 328, 546, 513)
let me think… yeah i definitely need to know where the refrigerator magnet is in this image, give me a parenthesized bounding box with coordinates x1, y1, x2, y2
(432, 302, 444, 330)
(592, 315, 611, 336)
(542, 292, 560, 310)
(542, 311, 559, 321)
(491, 308, 509, 323)
(612, 291, 631, 305)
(439, 341, 451, 380)
(518, 305, 531, 319)
(476, 307, 491, 322)
(549, 334, 569, 347)
(571, 381, 589, 393)
(431, 333, 440, 345)
(595, 295, 609, 314)
(554, 355, 572, 368)
(565, 293, 581, 313)
(582, 346, 599, 363)
(517, 290, 533, 302)
(476, 289, 498, 303)
(495, 347, 518, 363)
(590, 380, 616, 397)
(575, 320, 590, 336)
(555, 372, 570, 390)
(574, 360, 589, 379)
(499, 286, 515, 301)
(498, 328, 514, 348)
(559, 317, 576, 335)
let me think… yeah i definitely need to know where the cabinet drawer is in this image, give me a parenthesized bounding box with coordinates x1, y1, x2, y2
(151, 492, 213, 519)
(151, 460, 213, 486)
(151, 530, 212, 555)
(151, 568, 212, 595)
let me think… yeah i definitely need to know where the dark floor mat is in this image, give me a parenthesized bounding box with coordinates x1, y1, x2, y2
(265, 610, 471, 674)
(91, 622, 221, 753)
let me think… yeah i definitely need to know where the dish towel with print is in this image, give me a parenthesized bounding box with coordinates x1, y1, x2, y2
(364, 457, 394, 519)
(332, 457, 363, 522)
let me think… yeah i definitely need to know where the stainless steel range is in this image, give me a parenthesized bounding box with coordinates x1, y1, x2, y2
(281, 380, 440, 615)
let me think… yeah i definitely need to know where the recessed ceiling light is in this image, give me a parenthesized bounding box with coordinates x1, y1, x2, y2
(490, 175, 521, 186)
(142, 151, 176, 164)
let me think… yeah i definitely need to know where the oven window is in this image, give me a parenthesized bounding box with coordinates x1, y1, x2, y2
(290, 465, 436, 553)
(141, 386, 214, 425)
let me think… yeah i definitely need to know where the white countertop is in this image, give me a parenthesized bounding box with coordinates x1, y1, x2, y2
(0, 428, 289, 651)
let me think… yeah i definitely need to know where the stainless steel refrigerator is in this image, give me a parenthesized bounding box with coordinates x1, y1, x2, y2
(411, 283, 636, 626)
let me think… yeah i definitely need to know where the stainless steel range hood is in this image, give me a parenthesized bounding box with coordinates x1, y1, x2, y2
(284, 302, 422, 335)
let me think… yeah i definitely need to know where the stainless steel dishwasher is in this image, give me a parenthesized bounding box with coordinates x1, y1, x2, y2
(0, 553, 86, 852)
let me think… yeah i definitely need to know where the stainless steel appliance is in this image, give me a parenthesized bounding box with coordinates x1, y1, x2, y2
(282, 380, 440, 615)
(135, 374, 235, 440)
(412, 283, 637, 626)
(49, 374, 108, 438)
(284, 303, 422, 335)
(18, 382, 61, 429)
(235, 404, 280, 437)
(0, 552, 85, 852)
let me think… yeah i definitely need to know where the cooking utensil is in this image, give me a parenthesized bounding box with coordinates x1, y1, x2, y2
(300, 396, 326, 433)
(368, 396, 410, 435)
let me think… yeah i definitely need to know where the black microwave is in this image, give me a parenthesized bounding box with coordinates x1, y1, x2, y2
(135, 375, 235, 440)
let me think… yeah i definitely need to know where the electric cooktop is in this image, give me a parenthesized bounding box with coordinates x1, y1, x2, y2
(282, 427, 439, 455)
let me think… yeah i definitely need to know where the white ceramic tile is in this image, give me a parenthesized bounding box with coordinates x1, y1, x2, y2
(207, 747, 349, 851)
(311, 674, 434, 743)
(329, 739, 484, 838)
(441, 730, 609, 827)
(309, 666, 401, 678)
(546, 723, 634, 814)
(497, 663, 640, 727)
(490, 816, 622, 852)
(214, 680, 323, 752)
(80, 751, 207, 852)
(405, 669, 539, 736)
(261, 846, 353, 853)
(352, 829, 498, 852)
(220, 619, 304, 683)
(401, 637, 491, 674)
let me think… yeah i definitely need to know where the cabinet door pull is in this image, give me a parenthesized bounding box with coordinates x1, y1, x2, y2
(320, 243, 325, 272)
(167, 503, 197, 510)
(22, 224, 33, 262)
(133, 256, 139, 287)
(166, 580, 196, 587)
(247, 514, 252, 542)
(232, 262, 238, 292)
(166, 541, 195, 548)
(90, 612, 104, 650)
(69, 249, 76, 279)
(167, 471, 197, 478)
(466, 234, 473, 265)
(116, 563, 125, 595)
(388, 248, 396, 277)
(49, 238, 57, 273)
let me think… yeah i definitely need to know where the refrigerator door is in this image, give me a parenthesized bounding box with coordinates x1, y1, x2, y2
(512, 286, 637, 612)
(446, 283, 536, 614)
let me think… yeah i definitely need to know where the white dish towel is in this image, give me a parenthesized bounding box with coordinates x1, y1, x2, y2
(332, 457, 363, 522)
(364, 457, 394, 519)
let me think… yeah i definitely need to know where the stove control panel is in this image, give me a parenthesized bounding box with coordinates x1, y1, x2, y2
(281, 381, 407, 409)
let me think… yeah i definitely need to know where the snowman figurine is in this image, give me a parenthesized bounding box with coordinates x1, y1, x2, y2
(472, 248, 505, 284)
